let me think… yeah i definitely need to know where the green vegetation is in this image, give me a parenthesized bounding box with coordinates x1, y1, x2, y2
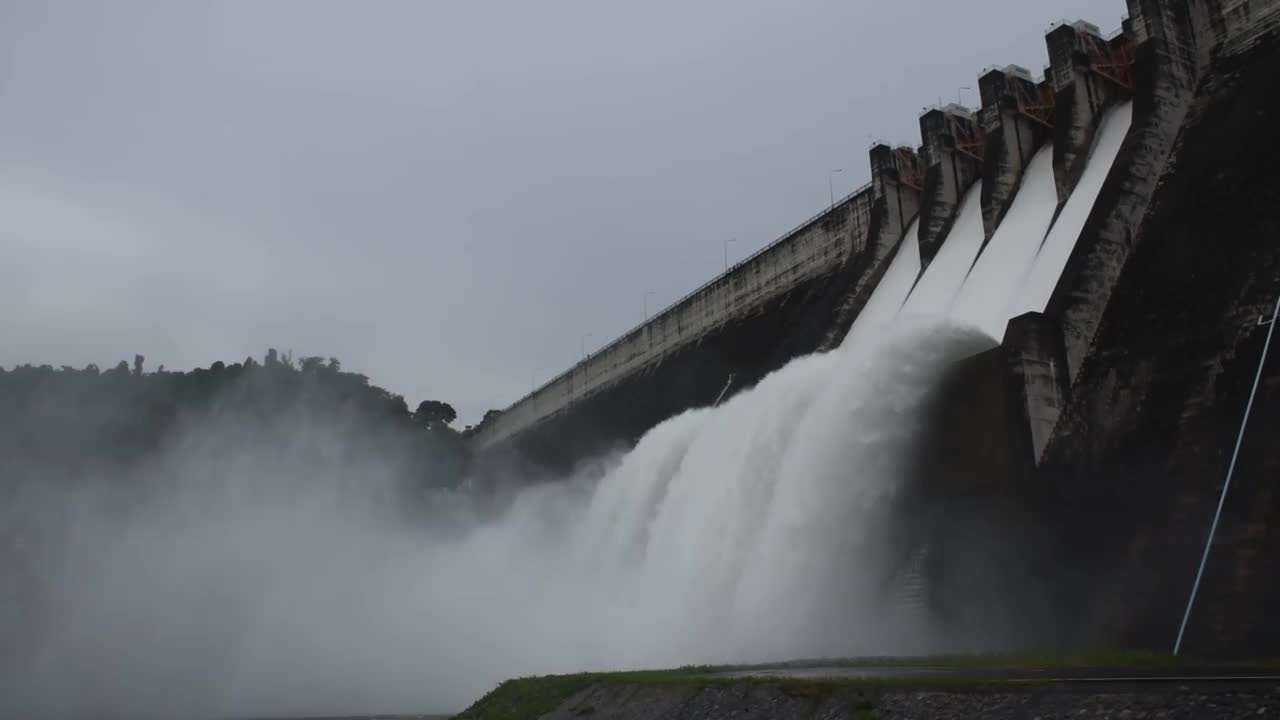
(0, 350, 471, 499)
(453, 675, 598, 720)
(452, 652, 1219, 720)
(769, 649, 1191, 670)
(452, 669, 736, 720)
(0, 348, 476, 520)
(0, 350, 475, 677)
(451, 663, 1044, 720)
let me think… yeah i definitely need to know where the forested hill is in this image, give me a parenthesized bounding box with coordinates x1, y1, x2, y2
(0, 350, 471, 495)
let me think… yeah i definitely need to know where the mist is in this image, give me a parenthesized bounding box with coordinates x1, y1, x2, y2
(0, 320, 996, 718)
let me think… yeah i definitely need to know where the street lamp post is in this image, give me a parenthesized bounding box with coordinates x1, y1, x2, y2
(643, 290, 656, 322)
(580, 331, 594, 361)
(829, 168, 844, 210)
(723, 237, 737, 272)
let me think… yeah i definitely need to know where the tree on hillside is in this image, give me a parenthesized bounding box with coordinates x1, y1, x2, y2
(413, 400, 457, 429)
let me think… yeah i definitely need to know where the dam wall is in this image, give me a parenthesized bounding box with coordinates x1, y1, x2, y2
(466, 0, 1280, 657)
(476, 0, 1276, 491)
(472, 183, 877, 453)
(916, 107, 984, 267)
(894, 0, 1280, 654)
(819, 144, 923, 350)
(1034, 0, 1280, 656)
(1042, 0, 1280, 383)
(978, 66, 1053, 245)
(473, 9, 1135, 461)
(1046, 19, 1136, 205)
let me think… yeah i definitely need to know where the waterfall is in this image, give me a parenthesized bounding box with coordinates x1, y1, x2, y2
(1010, 102, 1134, 316)
(3, 104, 1137, 720)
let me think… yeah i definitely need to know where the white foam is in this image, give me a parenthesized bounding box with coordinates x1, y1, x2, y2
(847, 218, 920, 342)
(951, 145, 1058, 338)
(899, 183, 985, 318)
(4, 100, 1140, 720)
(1010, 101, 1134, 315)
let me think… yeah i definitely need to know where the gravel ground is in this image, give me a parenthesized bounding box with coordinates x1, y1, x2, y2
(876, 685, 1280, 720)
(537, 681, 1280, 720)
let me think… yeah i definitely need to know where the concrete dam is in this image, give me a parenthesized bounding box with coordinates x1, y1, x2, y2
(470, 0, 1280, 658)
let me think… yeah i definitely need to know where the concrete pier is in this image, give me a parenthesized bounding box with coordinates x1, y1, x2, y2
(977, 65, 1053, 245)
(916, 106, 984, 267)
(1046, 2, 1200, 381)
(1046, 20, 1133, 205)
(819, 144, 923, 350)
(1003, 312, 1071, 463)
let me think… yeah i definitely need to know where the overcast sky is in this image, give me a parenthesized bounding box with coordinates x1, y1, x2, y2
(1, 0, 1122, 424)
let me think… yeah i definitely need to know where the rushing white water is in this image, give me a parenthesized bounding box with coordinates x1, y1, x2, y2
(847, 218, 921, 340)
(899, 183, 986, 318)
(6, 103, 1137, 720)
(4, 320, 993, 719)
(950, 146, 1059, 337)
(1011, 102, 1134, 315)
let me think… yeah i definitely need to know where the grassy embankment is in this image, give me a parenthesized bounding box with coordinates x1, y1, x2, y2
(452, 651, 1193, 720)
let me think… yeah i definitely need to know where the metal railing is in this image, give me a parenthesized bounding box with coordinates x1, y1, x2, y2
(491, 182, 875, 416)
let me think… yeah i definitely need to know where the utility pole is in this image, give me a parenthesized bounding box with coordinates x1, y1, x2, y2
(1173, 293, 1280, 655)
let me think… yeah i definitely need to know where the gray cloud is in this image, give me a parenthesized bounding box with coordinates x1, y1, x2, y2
(0, 0, 1122, 423)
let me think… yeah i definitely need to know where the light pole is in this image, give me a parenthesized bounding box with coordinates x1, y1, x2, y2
(643, 290, 656, 321)
(1174, 293, 1280, 655)
(829, 168, 844, 210)
(723, 237, 737, 272)
(580, 331, 594, 361)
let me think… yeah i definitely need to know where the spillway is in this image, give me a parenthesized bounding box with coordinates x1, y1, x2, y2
(12, 1, 1280, 714)
(847, 218, 921, 341)
(900, 184, 986, 317)
(951, 146, 1059, 337)
(25, 106, 1139, 720)
(407, 98, 1136, 702)
(1011, 102, 1134, 315)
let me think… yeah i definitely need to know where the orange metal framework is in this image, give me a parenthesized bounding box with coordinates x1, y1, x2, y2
(1014, 81, 1057, 128)
(954, 123, 986, 163)
(1085, 35, 1137, 94)
(894, 147, 925, 192)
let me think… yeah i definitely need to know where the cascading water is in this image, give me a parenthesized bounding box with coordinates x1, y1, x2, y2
(4, 321, 995, 718)
(1010, 102, 1134, 315)
(900, 183, 986, 317)
(847, 219, 921, 341)
(951, 145, 1059, 336)
(4, 103, 1137, 720)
